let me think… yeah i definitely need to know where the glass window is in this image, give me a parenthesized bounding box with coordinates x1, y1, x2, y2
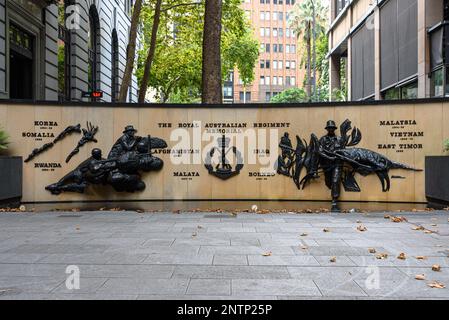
(111, 29, 119, 102)
(278, 60, 283, 69)
(266, 44, 270, 52)
(88, 5, 100, 95)
(265, 92, 271, 102)
(265, 76, 270, 85)
(279, 76, 283, 85)
(273, 28, 278, 37)
(383, 81, 418, 100)
(431, 68, 444, 97)
(273, 60, 278, 69)
(223, 86, 233, 97)
(383, 87, 400, 100)
(401, 81, 418, 99)
(273, 76, 278, 85)
(239, 91, 251, 102)
(260, 76, 265, 85)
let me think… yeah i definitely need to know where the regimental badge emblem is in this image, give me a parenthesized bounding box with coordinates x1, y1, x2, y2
(204, 134, 243, 180)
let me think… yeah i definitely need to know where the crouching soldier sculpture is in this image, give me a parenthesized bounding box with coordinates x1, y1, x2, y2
(277, 119, 422, 212)
(46, 126, 167, 194)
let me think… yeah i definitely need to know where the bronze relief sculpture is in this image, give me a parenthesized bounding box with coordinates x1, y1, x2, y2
(277, 119, 422, 211)
(46, 126, 167, 194)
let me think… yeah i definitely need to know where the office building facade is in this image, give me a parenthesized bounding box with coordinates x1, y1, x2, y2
(328, 0, 446, 101)
(0, 0, 140, 102)
(233, 0, 305, 103)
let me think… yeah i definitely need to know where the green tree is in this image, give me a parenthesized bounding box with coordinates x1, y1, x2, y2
(119, 0, 144, 102)
(202, 0, 223, 103)
(313, 32, 329, 102)
(136, 0, 258, 103)
(289, 0, 327, 99)
(270, 88, 308, 103)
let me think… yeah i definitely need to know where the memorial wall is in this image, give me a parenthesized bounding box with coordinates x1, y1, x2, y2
(0, 100, 447, 203)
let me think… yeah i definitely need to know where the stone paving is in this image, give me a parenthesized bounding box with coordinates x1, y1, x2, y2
(0, 210, 448, 300)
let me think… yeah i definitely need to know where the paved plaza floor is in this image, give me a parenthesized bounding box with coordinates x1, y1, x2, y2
(0, 209, 448, 300)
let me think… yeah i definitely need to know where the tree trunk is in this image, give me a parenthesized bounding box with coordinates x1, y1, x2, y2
(138, 0, 162, 103)
(306, 30, 312, 100)
(201, 0, 223, 104)
(118, 0, 143, 102)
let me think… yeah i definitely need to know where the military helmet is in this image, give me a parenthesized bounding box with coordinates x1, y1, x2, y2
(123, 125, 137, 133)
(325, 120, 337, 130)
(91, 148, 102, 159)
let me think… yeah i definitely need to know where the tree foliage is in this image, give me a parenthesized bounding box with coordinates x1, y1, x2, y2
(289, 0, 327, 100)
(0, 128, 9, 152)
(136, 0, 258, 102)
(270, 88, 308, 103)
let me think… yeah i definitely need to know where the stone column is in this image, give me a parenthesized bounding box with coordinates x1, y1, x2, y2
(374, 6, 382, 100)
(417, 0, 427, 98)
(329, 54, 341, 101)
(346, 36, 352, 101)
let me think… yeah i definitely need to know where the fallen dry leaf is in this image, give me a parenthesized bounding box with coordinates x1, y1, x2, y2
(432, 264, 441, 272)
(397, 252, 407, 260)
(301, 246, 308, 250)
(415, 256, 427, 260)
(262, 251, 272, 256)
(428, 281, 445, 289)
(415, 274, 426, 280)
(368, 248, 376, 254)
(376, 253, 388, 259)
(191, 232, 197, 237)
(357, 225, 367, 232)
(300, 233, 308, 237)
(412, 226, 425, 231)
(323, 228, 330, 232)
(330, 256, 337, 263)
(197, 225, 203, 229)
(424, 230, 433, 234)
(384, 215, 391, 219)
(390, 216, 407, 223)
